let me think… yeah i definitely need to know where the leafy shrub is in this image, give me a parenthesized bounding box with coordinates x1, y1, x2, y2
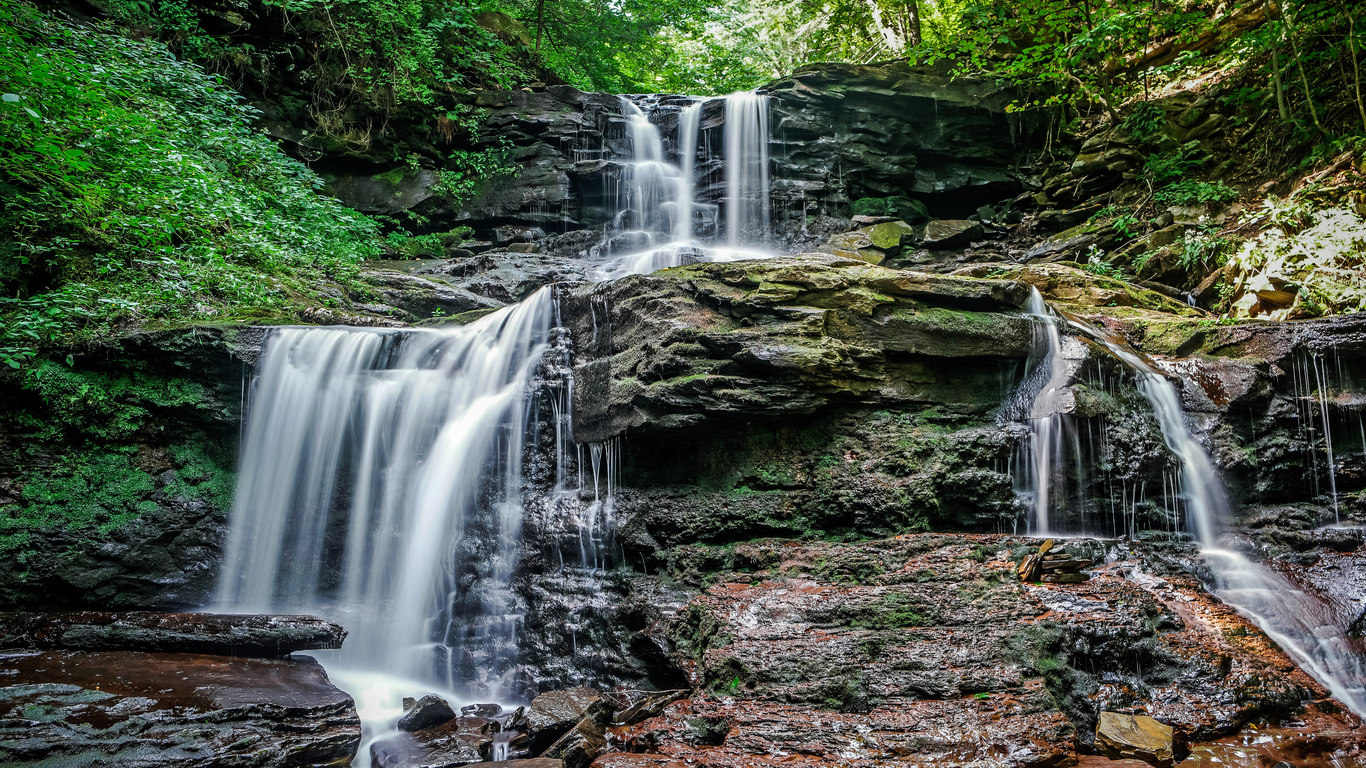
(1121, 102, 1167, 142)
(1178, 227, 1232, 271)
(0, 1, 382, 362)
(1155, 180, 1239, 206)
(1084, 251, 1123, 278)
(1143, 141, 1210, 184)
(1226, 204, 1366, 317)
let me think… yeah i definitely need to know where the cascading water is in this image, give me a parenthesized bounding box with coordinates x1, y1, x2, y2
(1015, 288, 1074, 535)
(724, 91, 771, 246)
(216, 91, 778, 762)
(1055, 312, 1366, 716)
(593, 93, 774, 279)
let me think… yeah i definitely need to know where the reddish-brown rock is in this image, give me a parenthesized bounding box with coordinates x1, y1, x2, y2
(0, 650, 360, 766)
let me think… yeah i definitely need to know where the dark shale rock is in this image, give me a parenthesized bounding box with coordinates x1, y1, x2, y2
(415, 252, 595, 304)
(0, 650, 360, 767)
(765, 61, 1045, 248)
(0, 612, 345, 657)
(372, 716, 496, 768)
(398, 694, 459, 732)
(361, 269, 507, 318)
(539, 716, 605, 768)
(526, 687, 609, 754)
(922, 219, 985, 249)
(564, 253, 1033, 443)
(652, 534, 1360, 764)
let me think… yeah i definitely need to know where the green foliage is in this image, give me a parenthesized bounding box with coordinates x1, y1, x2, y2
(1121, 102, 1168, 142)
(1226, 203, 1366, 317)
(1091, 205, 1141, 239)
(1084, 251, 1123, 278)
(0, 450, 155, 553)
(852, 197, 898, 217)
(1143, 141, 1210, 185)
(15, 359, 213, 442)
(0, 1, 381, 359)
(431, 142, 519, 207)
(1154, 180, 1239, 206)
(1178, 226, 1231, 271)
(385, 231, 448, 260)
(0, 439, 233, 554)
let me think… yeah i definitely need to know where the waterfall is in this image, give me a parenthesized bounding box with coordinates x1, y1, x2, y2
(675, 101, 702, 242)
(216, 91, 779, 753)
(724, 91, 770, 246)
(593, 93, 774, 279)
(1058, 313, 1366, 716)
(1019, 288, 1072, 535)
(217, 290, 556, 759)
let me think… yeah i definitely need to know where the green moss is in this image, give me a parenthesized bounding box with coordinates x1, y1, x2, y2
(17, 360, 212, 441)
(848, 592, 932, 629)
(0, 438, 233, 558)
(0, 450, 156, 554)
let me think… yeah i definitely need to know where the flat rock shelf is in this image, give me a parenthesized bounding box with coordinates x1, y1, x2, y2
(0, 650, 361, 767)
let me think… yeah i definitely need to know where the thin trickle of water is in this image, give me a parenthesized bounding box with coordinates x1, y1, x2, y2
(676, 101, 702, 242)
(1021, 288, 1070, 535)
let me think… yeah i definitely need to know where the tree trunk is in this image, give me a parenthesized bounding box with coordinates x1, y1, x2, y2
(1282, 1, 1327, 133)
(1340, 0, 1366, 132)
(1264, 0, 1289, 120)
(905, 0, 922, 48)
(535, 0, 545, 53)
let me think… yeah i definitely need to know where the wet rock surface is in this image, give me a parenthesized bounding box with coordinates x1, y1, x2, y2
(372, 716, 499, 768)
(0, 650, 360, 767)
(1095, 712, 1175, 767)
(574, 534, 1366, 767)
(565, 253, 1033, 443)
(398, 694, 459, 732)
(528, 687, 611, 753)
(0, 612, 346, 657)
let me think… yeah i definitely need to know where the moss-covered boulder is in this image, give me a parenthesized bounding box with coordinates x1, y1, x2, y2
(564, 254, 1032, 443)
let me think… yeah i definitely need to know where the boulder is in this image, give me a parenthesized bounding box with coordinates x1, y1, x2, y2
(564, 254, 1034, 443)
(0, 612, 346, 657)
(398, 694, 458, 732)
(0, 650, 360, 767)
(527, 687, 609, 753)
(540, 717, 606, 768)
(922, 219, 985, 249)
(822, 230, 885, 264)
(1069, 146, 1145, 178)
(1096, 711, 1175, 767)
(372, 717, 497, 768)
(866, 220, 917, 250)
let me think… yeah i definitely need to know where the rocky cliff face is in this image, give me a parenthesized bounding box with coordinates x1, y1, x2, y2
(0, 328, 259, 609)
(311, 62, 1045, 255)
